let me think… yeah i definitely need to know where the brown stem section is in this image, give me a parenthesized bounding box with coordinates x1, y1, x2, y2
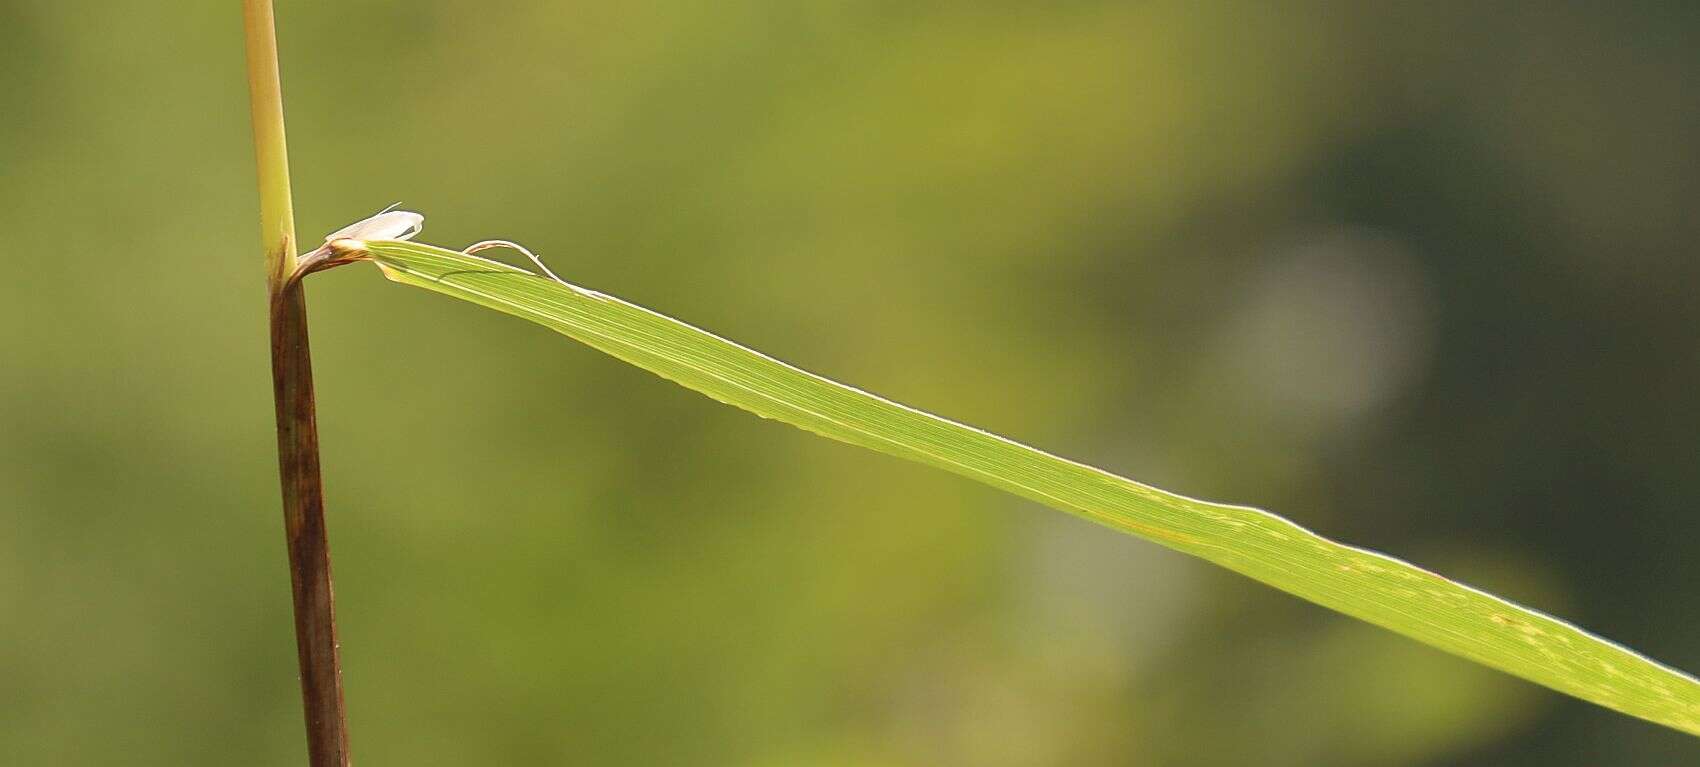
(270, 281, 350, 767)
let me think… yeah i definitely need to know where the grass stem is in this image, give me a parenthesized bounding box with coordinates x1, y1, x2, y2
(242, 1, 350, 764)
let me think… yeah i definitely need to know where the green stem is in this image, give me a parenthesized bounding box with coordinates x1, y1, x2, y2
(242, 1, 350, 764)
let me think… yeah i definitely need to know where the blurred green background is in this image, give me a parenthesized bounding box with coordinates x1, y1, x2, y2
(3, 1, 1698, 764)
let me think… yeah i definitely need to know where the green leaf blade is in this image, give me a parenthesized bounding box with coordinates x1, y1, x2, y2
(363, 239, 1700, 737)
